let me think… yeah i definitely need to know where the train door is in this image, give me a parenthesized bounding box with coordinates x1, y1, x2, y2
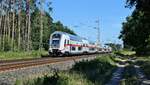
(67, 40, 71, 53)
(63, 39, 70, 55)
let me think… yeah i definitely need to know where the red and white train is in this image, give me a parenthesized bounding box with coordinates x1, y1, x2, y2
(48, 31, 111, 56)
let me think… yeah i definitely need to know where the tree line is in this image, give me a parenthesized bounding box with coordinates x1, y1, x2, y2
(0, 0, 75, 52)
(119, 0, 150, 55)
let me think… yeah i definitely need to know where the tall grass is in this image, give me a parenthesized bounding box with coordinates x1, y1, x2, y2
(15, 55, 117, 85)
(0, 50, 48, 60)
(15, 72, 93, 85)
(71, 55, 116, 85)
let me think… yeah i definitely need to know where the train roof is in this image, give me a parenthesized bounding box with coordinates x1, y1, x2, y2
(52, 31, 86, 42)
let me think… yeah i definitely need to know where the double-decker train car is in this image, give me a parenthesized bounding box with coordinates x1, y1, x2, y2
(48, 31, 110, 56)
(103, 46, 112, 53)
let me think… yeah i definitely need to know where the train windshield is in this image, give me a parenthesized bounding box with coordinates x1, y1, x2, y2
(51, 33, 61, 48)
(51, 40, 60, 48)
(52, 40, 60, 45)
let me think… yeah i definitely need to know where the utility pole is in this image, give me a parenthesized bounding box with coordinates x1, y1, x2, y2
(95, 19, 101, 47)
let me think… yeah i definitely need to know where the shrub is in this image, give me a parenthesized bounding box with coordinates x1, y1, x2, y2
(71, 56, 116, 84)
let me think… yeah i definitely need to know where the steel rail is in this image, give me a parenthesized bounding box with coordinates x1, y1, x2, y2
(0, 54, 98, 72)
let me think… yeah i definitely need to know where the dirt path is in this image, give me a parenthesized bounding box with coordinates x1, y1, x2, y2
(106, 61, 127, 85)
(131, 58, 150, 85)
(106, 56, 150, 85)
(106, 67, 125, 85)
(134, 65, 150, 85)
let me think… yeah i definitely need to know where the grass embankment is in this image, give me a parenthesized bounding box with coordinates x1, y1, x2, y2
(0, 50, 48, 60)
(114, 50, 136, 57)
(15, 55, 117, 85)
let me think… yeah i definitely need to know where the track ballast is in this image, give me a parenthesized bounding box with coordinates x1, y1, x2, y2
(0, 54, 102, 72)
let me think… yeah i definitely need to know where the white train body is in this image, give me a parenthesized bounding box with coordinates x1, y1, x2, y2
(49, 31, 99, 55)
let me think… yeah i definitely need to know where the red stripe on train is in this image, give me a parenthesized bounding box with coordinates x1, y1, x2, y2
(64, 44, 96, 48)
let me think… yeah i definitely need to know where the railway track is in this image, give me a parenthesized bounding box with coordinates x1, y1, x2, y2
(0, 54, 98, 72)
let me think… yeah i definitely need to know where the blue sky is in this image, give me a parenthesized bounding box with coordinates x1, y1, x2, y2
(47, 0, 133, 45)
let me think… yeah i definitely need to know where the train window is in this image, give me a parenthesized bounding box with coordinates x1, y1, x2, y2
(90, 48, 95, 51)
(72, 47, 76, 51)
(93, 48, 95, 50)
(67, 40, 69, 44)
(52, 40, 60, 45)
(64, 39, 66, 44)
(78, 47, 82, 51)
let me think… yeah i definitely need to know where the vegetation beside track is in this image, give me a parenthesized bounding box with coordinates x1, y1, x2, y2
(114, 50, 136, 56)
(120, 65, 140, 85)
(114, 50, 140, 85)
(135, 56, 150, 79)
(0, 50, 48, 60)
(115, 50, 150, 85)
(15, 55, 117, 85)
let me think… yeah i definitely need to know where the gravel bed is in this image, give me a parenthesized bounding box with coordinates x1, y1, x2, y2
(0, 55, 97, 85)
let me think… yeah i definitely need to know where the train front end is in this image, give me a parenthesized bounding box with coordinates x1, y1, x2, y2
(49, 32, 62, 56)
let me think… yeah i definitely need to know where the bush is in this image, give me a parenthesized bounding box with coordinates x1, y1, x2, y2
(15, 72, 93, 85)
(71, 56, 116, 84)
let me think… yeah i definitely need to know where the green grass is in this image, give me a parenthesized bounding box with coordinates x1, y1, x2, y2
(15, 72, 93, 85)
(71, 55, 117, 85)
(0, 50, 48, 60)
(15, 55, 117, 85)
(135, 56, 150, 61)
(120, 55, 150, 85)
(114, 50, 136, 56)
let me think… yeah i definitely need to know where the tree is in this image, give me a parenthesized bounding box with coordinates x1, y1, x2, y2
(126, 0, 150, 10)
(39, 0, 44, 51)
(30, 9, 76, 50)
(119, 0, 150, 55)
(0, 0, 76, 52)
